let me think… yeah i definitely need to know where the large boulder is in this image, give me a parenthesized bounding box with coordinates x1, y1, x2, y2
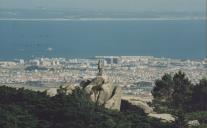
(132, 101, 153, 114)
(148, 113, 175, 122)
(188, 120, 200, 127)
(46, 84, 76, 96)
(122, 96, 153, 113)
(105, 86, 122, 110)
(46, 75, 122, 110)
(122, 95, 175, 122)
(46, 88, 57, 97)
(82, 76, 122, 110)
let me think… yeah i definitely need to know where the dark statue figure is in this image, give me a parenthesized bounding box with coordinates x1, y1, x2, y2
(97, 60, 103, 76)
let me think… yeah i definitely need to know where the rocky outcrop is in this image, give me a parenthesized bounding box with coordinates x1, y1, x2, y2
(130, 100, 153, 114)
(148, 113, 175, 122)
(188, 120, 200, 127)
(46, 88, 57, 97)
(46, 84, 76, 96)
(122, 96, 153, 113)
(122, 95, 175, 122)
(46, 75, 122, 111)
(105, 86, 122, 110)
(81, 75, 122, 110)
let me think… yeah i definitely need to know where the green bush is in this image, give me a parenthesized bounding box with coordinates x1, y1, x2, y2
(186, 111, 207, 124)
(0, 85, 171, 128)
(191, 124, 207, 128)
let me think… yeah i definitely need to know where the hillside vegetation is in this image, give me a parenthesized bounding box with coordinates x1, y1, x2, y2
(0, 71, 206, 128)
(0, 85, 170, 128)
(152, 71, 207, 128)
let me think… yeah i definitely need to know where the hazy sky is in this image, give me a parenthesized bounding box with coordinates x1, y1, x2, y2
(0, 0, 205, 12)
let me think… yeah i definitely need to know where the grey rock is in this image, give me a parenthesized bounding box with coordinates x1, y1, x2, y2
(46, 88, 57, 97)
(46, 84, 76, 96)
(82, 76, 122, 110)
(188, 120, 200, 127)
(64, 85, 76, 94)
(90, 76, 105, 86)
(122, 96, 153, 114)
(148, 113, 175, 122)
(128, 100, 153, 113)
(105, 86, 122, 110)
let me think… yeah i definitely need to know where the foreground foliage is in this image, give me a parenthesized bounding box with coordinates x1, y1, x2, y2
(0, 85, 171, 128)
(152, 71, 207, 128)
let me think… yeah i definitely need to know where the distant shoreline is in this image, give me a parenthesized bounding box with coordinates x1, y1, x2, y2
(0, 56, 205, 62)
(0, 17, 206, 21)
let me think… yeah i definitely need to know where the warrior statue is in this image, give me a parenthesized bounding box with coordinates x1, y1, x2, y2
(97, 59, 103, 76)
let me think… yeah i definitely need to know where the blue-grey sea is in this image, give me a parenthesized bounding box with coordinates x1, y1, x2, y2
(0, 20, 206, 60)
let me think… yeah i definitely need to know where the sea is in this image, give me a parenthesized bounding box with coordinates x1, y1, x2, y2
(0, 19, 206, 60)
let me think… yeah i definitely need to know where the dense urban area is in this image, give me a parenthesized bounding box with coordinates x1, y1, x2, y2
(0, 56, 206, 96)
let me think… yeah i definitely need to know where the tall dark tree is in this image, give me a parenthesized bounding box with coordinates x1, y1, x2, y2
(191, 79, 207, 111)
(152, 71, 195, 112)
(172, 71, 193, 110)
(152, 73, 174, 102)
